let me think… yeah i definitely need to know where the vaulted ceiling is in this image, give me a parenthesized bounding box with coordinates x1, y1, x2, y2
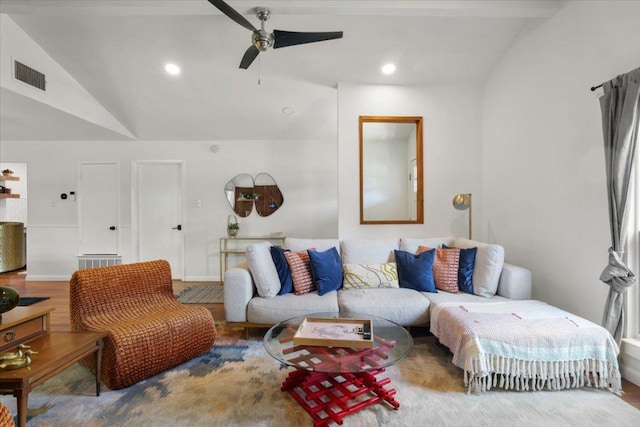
(0, 1, 564, 141)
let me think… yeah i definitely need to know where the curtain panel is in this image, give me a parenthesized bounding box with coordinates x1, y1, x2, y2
(599, 67, 640, 342)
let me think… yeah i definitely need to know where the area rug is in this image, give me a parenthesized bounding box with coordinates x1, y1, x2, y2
(1, 334, 638, 427)
(175, 285, 223, 304)
(17, 297, 50, 306)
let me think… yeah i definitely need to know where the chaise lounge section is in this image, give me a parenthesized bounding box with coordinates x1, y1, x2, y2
(70, 259, 217, 390)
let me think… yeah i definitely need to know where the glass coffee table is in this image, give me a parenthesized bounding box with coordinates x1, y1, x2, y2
(264, 312, 413, 426)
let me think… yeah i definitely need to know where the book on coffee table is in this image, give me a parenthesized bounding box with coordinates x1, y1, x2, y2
(293, 317, 373, 348)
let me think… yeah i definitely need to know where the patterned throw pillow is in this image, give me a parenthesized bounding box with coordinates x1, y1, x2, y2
(343, 263, 399, 289)
(443, 244, 477, 294)
(418, 246, 461, 293)
(284, 250, 316, 295)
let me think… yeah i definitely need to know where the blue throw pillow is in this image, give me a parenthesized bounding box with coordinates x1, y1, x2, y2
(444, 245, 477, 294)
(270, 246, 293, 295)
(394, 249, 437, 293)
(308, 247, 343, 296)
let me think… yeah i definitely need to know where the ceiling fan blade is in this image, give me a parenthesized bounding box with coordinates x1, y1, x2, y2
(239, 45, 260, 69)
(272, 30, 343, 49)
(208, 0, 257, 32)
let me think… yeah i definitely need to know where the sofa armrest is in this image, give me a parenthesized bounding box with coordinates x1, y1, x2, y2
(496, 262, 532, 300)
(224, 265, 255, 322)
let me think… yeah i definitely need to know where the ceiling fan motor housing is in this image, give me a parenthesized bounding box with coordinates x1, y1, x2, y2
(252, 30, 274, 51)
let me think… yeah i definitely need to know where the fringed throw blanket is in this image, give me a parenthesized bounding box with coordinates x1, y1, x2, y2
(430, 300, 622, 394)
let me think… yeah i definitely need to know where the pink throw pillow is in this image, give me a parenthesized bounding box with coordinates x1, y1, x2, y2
(284, 250, 316, 295)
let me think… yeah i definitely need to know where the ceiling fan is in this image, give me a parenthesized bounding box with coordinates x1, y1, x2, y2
(208, 0, 344, 69)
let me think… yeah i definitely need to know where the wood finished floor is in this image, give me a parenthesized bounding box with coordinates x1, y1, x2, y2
(1, 268, 639, 410)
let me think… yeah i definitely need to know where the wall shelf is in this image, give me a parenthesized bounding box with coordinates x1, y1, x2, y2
(0, 174, 20, 198)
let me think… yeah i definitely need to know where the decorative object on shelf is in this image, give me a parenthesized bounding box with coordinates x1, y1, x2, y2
(452, 193, 472, 239)
(227, 215, 240, 238)
(1, 169, 12, 177)
(0, 348, 38, 370)
(224, 173, 284, 217)
(0, 285, 20, 318)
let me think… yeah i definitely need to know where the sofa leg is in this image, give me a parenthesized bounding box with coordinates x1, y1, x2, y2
(244, 328, 249, 340)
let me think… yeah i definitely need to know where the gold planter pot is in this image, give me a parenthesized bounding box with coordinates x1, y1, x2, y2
(0, 222, 26, 273)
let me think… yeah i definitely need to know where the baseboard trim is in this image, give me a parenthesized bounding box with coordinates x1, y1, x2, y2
(621, 364, 640, 387)
(26, 275, 70, 281)
(183, 276, 217, 282)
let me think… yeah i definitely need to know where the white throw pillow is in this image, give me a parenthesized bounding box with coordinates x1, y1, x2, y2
(246, 241, 280, 298)
(343, 263, 399, 289)
(284, 238, 341, 254)
(453, 237, 504, 298)
(341, 239, 399, 264)
(399, 237, 454, 254)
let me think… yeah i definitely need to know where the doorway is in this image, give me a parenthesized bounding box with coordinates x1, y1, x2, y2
(132, 161, 184, 279)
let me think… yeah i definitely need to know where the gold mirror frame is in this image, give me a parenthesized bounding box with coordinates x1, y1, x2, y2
(359, 116, 424, 225)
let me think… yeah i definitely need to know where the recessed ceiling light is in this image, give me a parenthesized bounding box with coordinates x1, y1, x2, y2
(164, 63, 181, 76)
(382, 63, 396, 75)
(282, 106, 295, 115)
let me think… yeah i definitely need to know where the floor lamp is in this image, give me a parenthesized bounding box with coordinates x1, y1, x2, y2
(452, 193, 472, 239)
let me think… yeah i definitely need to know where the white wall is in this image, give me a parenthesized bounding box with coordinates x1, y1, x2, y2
(482, 0, 640, 383)
(338, 83, 483, 239)
(0, 139, 338, 280)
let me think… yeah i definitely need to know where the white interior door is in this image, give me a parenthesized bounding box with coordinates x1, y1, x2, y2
(78, 162, 119, 254)
(133, 161, 184, 279)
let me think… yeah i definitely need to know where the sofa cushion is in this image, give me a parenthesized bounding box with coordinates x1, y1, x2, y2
(338, 288, 431, 326)
(246, 241, 280, 298)
(343, 263, 399, 289)
(394, 249, 437, 293)
(400, 237, 454, 254)
(453, 238, 504, 298)
(341, 238, 399, 264)
(285, 250, 316, 295)
(285, 238, 341, 254)
(270, 246, 293, 295)
(444, 245, 477, 294)
(308, 247, 343, 296)
(423, 290, 510, 306)
(247, 291, 339, 324)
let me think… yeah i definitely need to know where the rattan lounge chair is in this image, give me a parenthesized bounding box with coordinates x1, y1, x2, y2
(70, 259, 217, 390)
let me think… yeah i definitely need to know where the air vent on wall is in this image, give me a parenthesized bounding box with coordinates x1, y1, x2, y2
(14, 60, 46, 91)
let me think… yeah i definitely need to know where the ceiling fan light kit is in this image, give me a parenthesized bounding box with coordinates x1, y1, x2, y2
(209, 0, 343, 70)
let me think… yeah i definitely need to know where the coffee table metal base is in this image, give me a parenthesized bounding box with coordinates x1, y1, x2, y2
(281, 368, 399, 426)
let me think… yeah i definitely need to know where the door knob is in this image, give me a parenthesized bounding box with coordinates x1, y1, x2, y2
(172, 225, 182, 231)
(109, 226, 117, 230)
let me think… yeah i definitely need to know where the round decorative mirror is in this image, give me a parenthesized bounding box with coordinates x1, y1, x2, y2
(254, 173, 284, 217)
(224, 173, 284, 217)
(224, 173, 254, 217)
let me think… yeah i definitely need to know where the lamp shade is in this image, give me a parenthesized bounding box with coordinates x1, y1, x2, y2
(452, 193, 471, 210)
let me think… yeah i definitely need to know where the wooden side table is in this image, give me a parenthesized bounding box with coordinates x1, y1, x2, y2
(0, 307, 106, 427)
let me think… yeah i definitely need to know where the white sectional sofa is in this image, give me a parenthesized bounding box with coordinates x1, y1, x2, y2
(224, 236, 532, 330)
(223, 237, 622, 395)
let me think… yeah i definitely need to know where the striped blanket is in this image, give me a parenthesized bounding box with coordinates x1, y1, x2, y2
(430, 300, 622, 394)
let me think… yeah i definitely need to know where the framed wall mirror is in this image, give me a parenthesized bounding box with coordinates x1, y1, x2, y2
(359, 116, 423, 224)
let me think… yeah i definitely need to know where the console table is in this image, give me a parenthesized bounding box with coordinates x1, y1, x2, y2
(219, 236, 285, 282)
(0, 306, 106, 427)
